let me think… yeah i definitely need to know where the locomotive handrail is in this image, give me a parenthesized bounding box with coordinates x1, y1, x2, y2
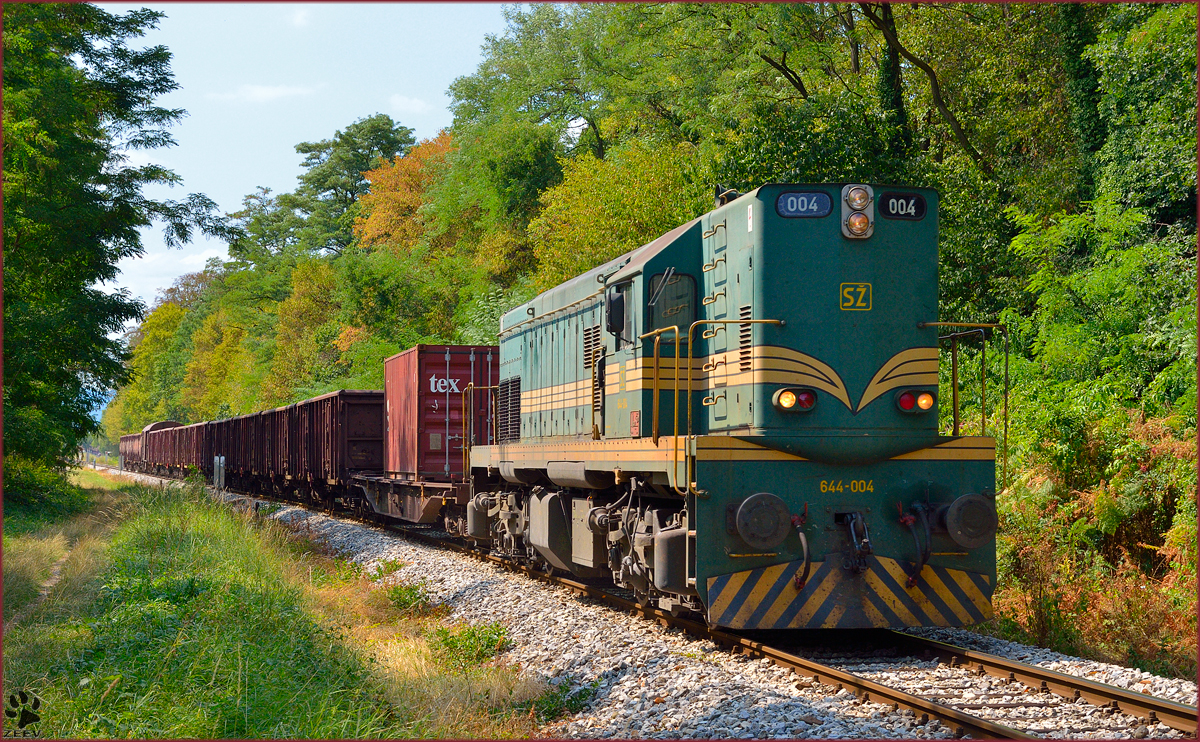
(590, 344, 605, 440)
(686, 318, 785, 497)
(919, 321, 1009, 488)
(461, 383, 500, 480)
(638, 325, 686, 495)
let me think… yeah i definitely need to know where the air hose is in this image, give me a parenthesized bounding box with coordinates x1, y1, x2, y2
(791, 506, 811, 591)
(900, 503, 932, 588)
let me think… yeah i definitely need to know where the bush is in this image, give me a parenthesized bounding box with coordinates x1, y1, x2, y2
(2, 456, 93, 533)
(429, 623, 512, 670)
(516, 677, 599, 722)
(385, 580, 435, 614)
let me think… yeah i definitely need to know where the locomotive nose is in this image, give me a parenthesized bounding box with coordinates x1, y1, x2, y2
(940, 493, 998, 549)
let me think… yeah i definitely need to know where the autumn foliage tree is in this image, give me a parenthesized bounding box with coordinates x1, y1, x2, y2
(356, 132, 455, 253)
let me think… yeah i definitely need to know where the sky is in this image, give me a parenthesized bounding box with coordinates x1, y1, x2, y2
(102, 2, 510, 311)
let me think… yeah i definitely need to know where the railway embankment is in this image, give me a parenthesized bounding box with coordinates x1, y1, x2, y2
(229, 488, 1197, 740)
(1, 469, 553, 738)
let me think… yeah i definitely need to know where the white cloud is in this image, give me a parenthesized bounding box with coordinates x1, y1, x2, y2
(290, 8, 310, 27)
(208, 84, 315, 104)
(390, 94, 433, 115)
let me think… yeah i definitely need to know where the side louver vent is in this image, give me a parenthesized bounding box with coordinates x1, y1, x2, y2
(584, 324, 604, 418)
(738, 305, 754, 372)
(498, 376, 521, 442)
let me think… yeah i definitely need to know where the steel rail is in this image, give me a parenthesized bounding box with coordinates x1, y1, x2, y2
(891, 632, 1197, 734)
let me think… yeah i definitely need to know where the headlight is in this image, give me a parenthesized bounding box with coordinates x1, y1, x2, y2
(896, 390, 935, 414)
(774, 388, 816, 412)
(846, 186, 871, 210)
(846, 212, 870, 236)
(840, 184, 875, 239)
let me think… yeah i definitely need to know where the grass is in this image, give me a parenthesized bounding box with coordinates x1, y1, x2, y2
(3, 467, 559, 738)
(429, 623, 513, 669)
(516, 677, 601, 723)
(3, 457, 97, 537)
(385, 579, 439, 615)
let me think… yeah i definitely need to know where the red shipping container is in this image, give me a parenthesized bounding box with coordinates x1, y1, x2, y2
(384, 345, 498, 482)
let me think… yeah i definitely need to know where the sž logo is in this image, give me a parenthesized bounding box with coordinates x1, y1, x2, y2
(428, 375, 462, 393)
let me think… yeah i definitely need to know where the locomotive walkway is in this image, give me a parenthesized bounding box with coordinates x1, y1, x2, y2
(93, 464, 1198, 739)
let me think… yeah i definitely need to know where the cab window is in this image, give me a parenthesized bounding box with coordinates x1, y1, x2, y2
(647, 272, 695, 334)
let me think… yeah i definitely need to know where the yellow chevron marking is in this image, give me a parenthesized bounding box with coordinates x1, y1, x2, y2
(950, 569, 994, 617)
(729, 564, 787, 627)
(821, 604, 848, 628)
(920, 567, 974, 624)
(863, 568, 926, 626)
(709, 558, 993, 629)
(874, 557, 954, 626)
(760, 562, 825, 627)
(756, 349, 853, 410)
(858, 585, 893, 628)
(794, 569, 842, 626)
(857, 347, 940, 411)
(708, 570, 753, 618)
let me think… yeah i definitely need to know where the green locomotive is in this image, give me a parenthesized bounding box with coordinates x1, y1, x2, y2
(467, 183, 998, 629)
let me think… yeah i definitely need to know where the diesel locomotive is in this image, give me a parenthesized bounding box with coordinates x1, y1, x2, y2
(465, 183, 998, 630)
(119, 182, 999, 631)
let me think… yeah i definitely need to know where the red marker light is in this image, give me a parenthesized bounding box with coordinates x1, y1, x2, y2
(898, 391, 916, 411)
(796, 390, 816, 410)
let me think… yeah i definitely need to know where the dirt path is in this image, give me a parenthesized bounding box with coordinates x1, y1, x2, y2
(3, 550, 72, 634)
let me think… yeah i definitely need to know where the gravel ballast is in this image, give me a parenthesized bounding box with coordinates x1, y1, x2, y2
(253, 499, 1194, 739)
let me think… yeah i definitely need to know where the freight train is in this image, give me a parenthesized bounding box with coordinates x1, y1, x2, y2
(120, 182, 999, 631)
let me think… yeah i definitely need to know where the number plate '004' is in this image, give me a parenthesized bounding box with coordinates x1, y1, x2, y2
(878, 192, 927, 220)
(775, 192, 832, 218)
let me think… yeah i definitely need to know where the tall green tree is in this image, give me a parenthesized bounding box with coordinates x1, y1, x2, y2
(276, 114, 415, 255)
(3, 3, 234, 468)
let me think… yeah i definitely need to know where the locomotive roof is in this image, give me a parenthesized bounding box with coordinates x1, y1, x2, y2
(500, 215, 703, 333)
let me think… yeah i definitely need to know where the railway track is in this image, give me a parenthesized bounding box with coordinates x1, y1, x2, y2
(94, 465, 1197, 738)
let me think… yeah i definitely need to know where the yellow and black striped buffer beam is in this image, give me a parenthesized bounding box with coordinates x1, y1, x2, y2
(706, 555, 993, 629)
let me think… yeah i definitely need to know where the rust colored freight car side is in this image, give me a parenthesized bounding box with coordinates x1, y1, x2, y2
(142, 421, 181, 472)
(266, 405, 291, 483)
(385, 345, 498, 481)
(119, 433, 143, 470)
(295, 390, 385, 501)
